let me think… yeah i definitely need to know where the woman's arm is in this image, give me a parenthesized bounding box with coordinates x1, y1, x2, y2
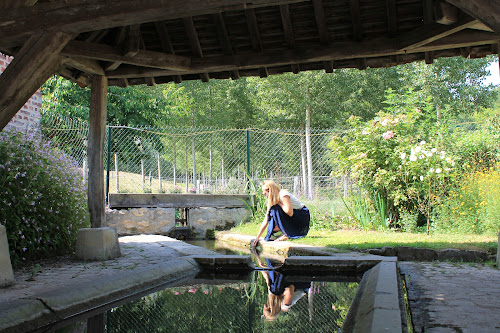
(252, 212, 269, 247)
(279, 195, 293, 217)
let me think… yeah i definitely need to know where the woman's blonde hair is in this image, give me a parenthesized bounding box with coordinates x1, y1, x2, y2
(261, 180, 280, 207)
(263, 293, 282, 321)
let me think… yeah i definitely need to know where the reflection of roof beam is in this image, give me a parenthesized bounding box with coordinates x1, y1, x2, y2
(106, 30, 499, 79)
(445, 0, 500, 33)
(61, 40, 191, 71)
(0, 0, 309, 45)
(398, 16, 478, 51)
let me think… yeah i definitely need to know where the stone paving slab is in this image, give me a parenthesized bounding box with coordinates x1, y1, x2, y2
(399, 262, 500, 333)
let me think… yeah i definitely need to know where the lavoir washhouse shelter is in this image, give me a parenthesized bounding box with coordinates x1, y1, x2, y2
(0, 0, 499, 252)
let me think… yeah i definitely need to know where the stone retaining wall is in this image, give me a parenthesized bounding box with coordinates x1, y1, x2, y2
(106, 207, 251, 239)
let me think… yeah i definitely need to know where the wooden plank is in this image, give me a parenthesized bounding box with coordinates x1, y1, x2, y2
(0, 0, 309, 45)
(88, 75, 108, 228)
(445, 0, 500, 33)
(386, 0, 397, 36)
(245, 8, 263, 52)
(108, 193, 256, 208)
(349, 0, 362, 41)
(398, 16, 478, 51)
(0, 32, 71, 130)
(61, 40, 191, 71)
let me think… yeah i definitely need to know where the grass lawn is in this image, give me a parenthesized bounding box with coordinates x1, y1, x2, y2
(226, 222, 498, 253)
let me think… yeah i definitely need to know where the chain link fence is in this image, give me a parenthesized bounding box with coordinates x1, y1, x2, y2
(41, 116, 347, 199)
(40, 115, 489, 201)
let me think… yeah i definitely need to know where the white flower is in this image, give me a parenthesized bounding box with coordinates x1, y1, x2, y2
(429, 168, 435, 173)
(435, 168, 442, 173)
(431, 148, 438, 153)
(420, 141, 426, 145)
(420, 175, 424, 181)
(400, 152, 407, 159)
(362, 130, 369, 135)
(415, 146, 422, 153)
(419, 154, 425, 159)
(426, 151, 433, 157)
(409, 155, 417, 162)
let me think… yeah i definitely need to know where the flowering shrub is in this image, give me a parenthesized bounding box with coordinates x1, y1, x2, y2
(328, 107, 453, 230)
(0, 130, 89, 265)
(434, 163, 500, 234)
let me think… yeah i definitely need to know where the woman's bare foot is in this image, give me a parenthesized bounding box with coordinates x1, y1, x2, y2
(276, 235, 289, 241)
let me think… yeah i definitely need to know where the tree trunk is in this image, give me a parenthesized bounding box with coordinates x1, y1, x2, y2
(300, 131, 307, 196)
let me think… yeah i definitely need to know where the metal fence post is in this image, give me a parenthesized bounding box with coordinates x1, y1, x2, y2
(105, 126, 112, 203)
(246, 129, 250, 187)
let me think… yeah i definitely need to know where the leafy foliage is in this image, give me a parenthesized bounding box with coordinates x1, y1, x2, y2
(0, 130, 89, 265)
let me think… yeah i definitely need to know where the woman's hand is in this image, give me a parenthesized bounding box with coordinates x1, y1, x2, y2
(252, 238, 259, 247)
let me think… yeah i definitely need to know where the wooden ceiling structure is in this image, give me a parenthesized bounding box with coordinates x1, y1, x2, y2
(0, 0, 498, 229)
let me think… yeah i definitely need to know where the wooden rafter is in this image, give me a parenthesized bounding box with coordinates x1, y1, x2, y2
(0, 0, 309, 46)
(154, 21, 183, 83)
(61, 40, 191, 71)
(445, 0, 500, 33)
(312, 0, 333, 73)
(280, 4, 300, 74)
(245, 8, 269, 77)
(64, 56, 105, 75)
(184, 16, 210, 82)
(386, 0, 397, 37)
(212, 13, 240, 80)
(398, 16, 478, 51)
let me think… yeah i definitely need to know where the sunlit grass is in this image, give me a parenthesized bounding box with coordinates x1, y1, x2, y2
(227, 222, 498, 253)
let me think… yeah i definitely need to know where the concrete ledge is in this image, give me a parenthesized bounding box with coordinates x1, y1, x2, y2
(191, 254, 253, 272)
(1, 258, 199, 333)
(342, 261, 402, 333)
(0, 299, 56, 333)
(368, 246, 492, 262)
(75, 227, 121, 260)
(282, 255, 394, 275)
(0, 224, 15, 287)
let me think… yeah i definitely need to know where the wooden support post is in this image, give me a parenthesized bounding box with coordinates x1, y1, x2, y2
(0, 32, 71, 130)
(88, 75, 108, 228)
(157, 152, 162, 192)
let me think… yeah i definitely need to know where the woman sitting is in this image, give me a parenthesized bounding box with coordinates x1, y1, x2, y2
(252, 180, 310, 247)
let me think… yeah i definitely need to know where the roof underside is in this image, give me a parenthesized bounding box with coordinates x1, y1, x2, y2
(1, 0, 499, 87)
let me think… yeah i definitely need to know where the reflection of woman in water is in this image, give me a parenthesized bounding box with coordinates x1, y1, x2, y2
(252, 180, 310, 247)
(254, 252, 310, 321)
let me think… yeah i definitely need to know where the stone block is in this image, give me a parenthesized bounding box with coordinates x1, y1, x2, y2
(0, 224, 15, 287)
(75, 227, 121, 261)
(106, 208, 176, 235)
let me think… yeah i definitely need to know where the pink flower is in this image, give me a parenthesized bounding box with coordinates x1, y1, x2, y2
(382, 131, 394, 140)
(188, 288, 197, 293)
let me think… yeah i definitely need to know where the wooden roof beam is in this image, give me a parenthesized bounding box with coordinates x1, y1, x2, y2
(445, 0, 500, 33)
(245, 8, 269, 79)
(184, 16, 210, 82)
(398, 16, 478, 51)
(64, 56, 105, 76)
(386, 0, 398, 37)
(105, 30, 499, 79)
(61, 40, 191, 72)
(0, 0, 309, 46)
(0, 32, 71, 130)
